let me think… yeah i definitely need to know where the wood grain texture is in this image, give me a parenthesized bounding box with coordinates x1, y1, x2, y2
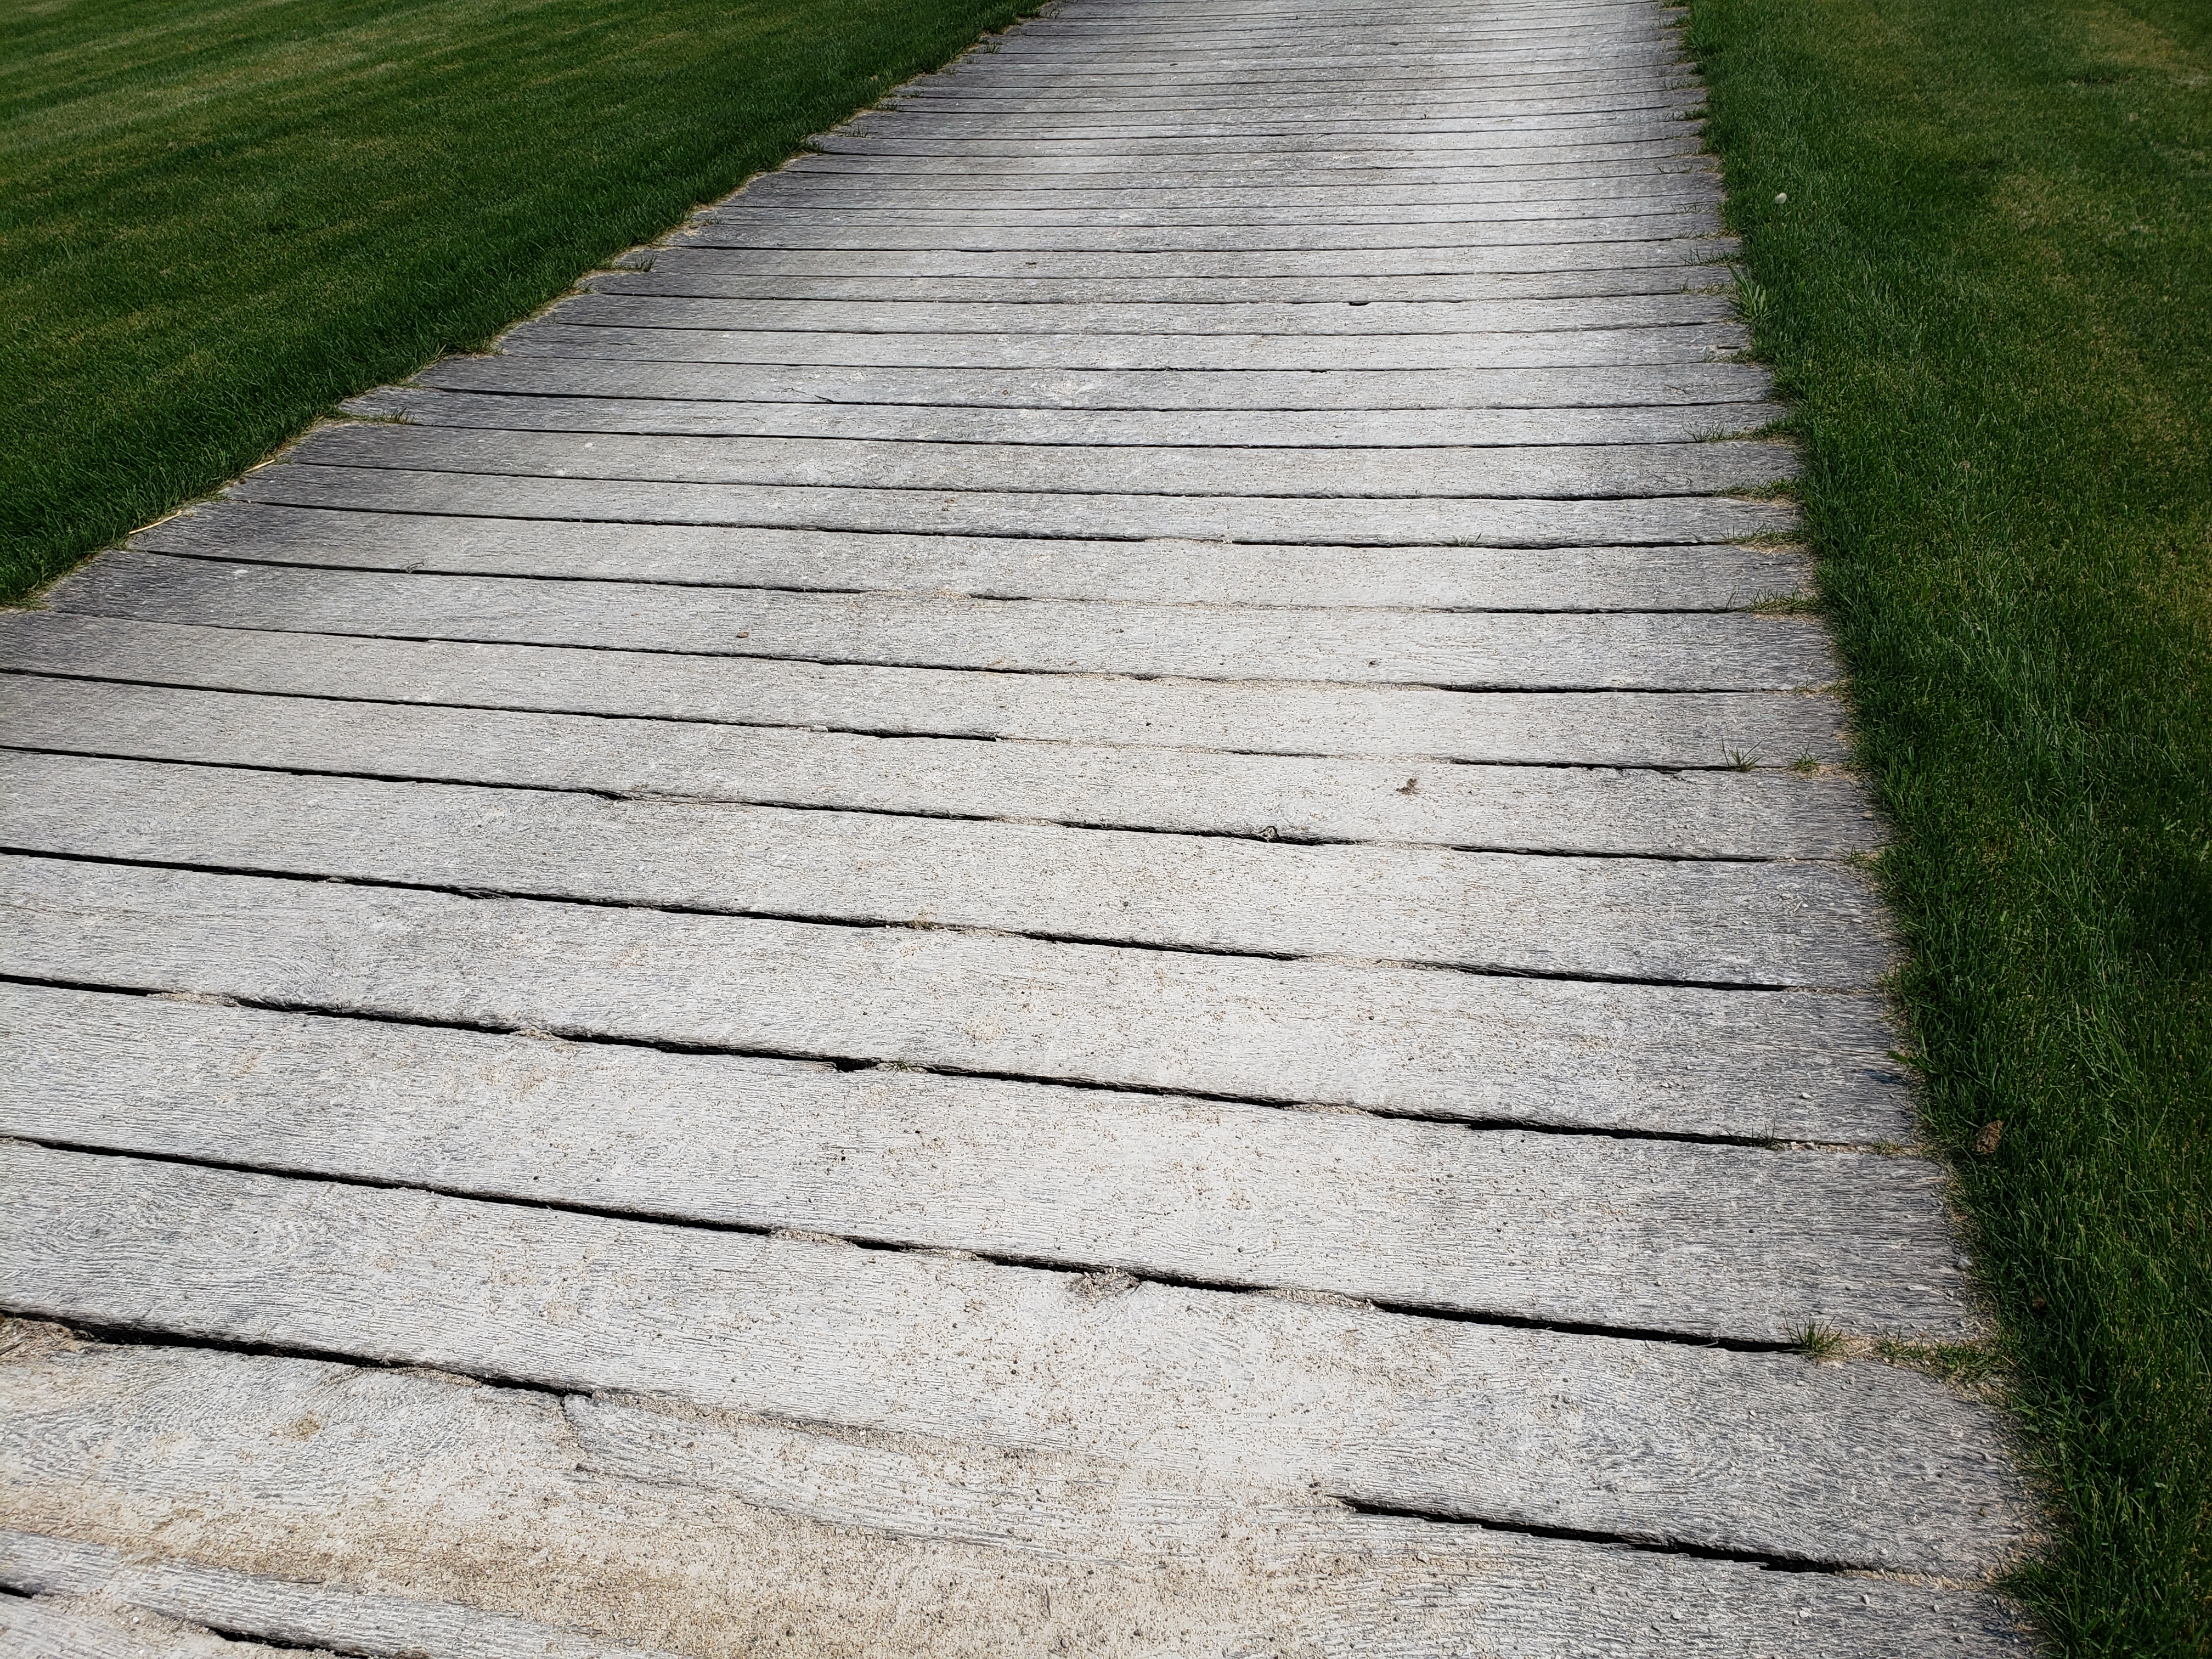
(0, 855, 1912, 1141)
(1, 674, 1881, 859)
(501, 315, 1745, 365)
(227, 464, 1796, 546)
(51, 554, 1831, 689)
(0, 1148, 2032, 1575)
(0, 1338, 2035, 1657)
(0, 983, 1972, 1340)
(0, 611, 1857, 766)
(0, 1533, 673, 1659)
(0, 1594, 329, 1659)
(286, 420, 1797, 500)
(412, 349, 1778, 408)
(0, 751, 1894, 988)
(348, 386, 1791, 452)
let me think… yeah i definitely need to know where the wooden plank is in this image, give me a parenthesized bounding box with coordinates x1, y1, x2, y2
(731, 177, 1722, 213)
(0, 1341, 2036, 1657)
(224, 466, 1794, 548)
(0, 1146, 2033, 1574)
(552, 290, 1736, 334)
(50, 555, 1836, 691)
(285, 422, 1797, 499)
(349, 385, 1790, 447)
(583, 262, 1734, 303)
(672, 213, 1720, 252)
(0, 612, 1855, 767)
(808, 134, 1711, 162)
(412, 353, 1776, 410)
(0, 855, 1912, 1140)
(0, 752, 1892, 989)
(499, 318, 1747, 369)
(782, 150, 1717, 180)
(0, 675, 1881, 860)
(701, 192, 1718, 227)
(0, 1533, 677, 1659)
(0, 983, 1970, 1340)
(134, 500, 1811, 611)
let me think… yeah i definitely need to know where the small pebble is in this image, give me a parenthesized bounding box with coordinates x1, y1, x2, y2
(1775, 191, 1789, 203)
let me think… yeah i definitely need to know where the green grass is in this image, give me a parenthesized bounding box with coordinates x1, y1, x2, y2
(0, 0, 1044, 602)
(1685, 0, 2209, 1650)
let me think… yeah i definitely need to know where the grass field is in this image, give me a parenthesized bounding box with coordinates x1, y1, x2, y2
(0, 0, 1044, 604)
(1687, 0, 2209, 1650)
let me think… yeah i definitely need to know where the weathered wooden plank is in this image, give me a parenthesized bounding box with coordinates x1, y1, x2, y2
(836, 110, 1701, 141)
(413, 352, 1775, 410)
(350, 385, 1787, 447)
(0, 856, 1911, 1139)
(286, 422, 1796, 500)
(757, 166, 1714, 204)
(136, 499, 1809, 610)
(0, 1341, 2036, 1657)
(501, 318, 1747, 369)
(782, 150, 1716, 181)
(0, 675, 1879, 859)
(0, 1147, 2033, 1574)
(554, 290, 1735, 335)
(674, 213, 1719, 252)
(700, 191, 1717, 227)
(0, 1533, 675, 1659)
(0, 984, 1968, 1339)
(225, 465, 1792, 548)
(0, 612, 1854, 766)
(52, 555, 1835, 690)
(0, 752, 1891, 988)
(584, 263, 1731, 303)
(808, 133, 1710, 162)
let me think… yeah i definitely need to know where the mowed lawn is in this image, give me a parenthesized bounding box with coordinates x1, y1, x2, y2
(1689, 0, 2209, 1651)
(0, 0, 1042, 602)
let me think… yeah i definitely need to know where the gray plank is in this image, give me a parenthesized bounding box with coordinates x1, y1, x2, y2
(1, 1341, 2036, 1657)
(554, 290, 1736, 334)
(0, 984, 1968, 1340)
(349, 385, 1788, 448)
(0, 752, 1891, 988)
(808, 133, 1711, 161)
(51, 555, 1835, 690)
(0, 675, 1881, 859)
(716, 168, 1712, 203)
(0, 1146, 2032, 1574)
(673, 213, 1720, 252)
(0, 1534, 675, 1659)
(500, 318, 1748, 368)
(697, 194, 1717, 228)
(413, 352, 1776, 409)
(225, 466, 1793, 548)
(0, 612, 1855, 767)
(582, 263, 1733, 303)
(137, 499, 1810, 610)
(0, 855, 1912, 1139)
(781, 150, 1717, 180)
(286, 421, 1797, 499)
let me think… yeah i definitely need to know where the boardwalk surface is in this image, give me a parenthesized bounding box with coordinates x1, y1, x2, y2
(0, 1, 2041, 1653)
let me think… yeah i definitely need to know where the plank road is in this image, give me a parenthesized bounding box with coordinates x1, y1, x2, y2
(0, 0, 2035, 1644)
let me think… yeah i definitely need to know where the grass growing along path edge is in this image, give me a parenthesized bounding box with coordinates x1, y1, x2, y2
(0, 0, 1045, 604)
(1687, 0, 2210, 1650)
